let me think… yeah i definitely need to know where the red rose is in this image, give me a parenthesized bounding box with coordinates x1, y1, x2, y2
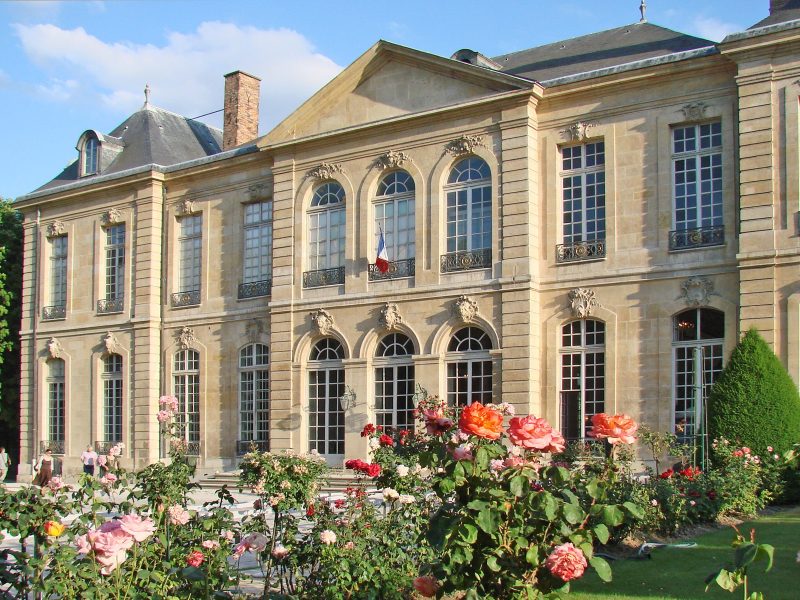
(679, 466, 701, 480)
(458, 402, 504, 440)
(186, 550, 204, 567)
(659, 468, 674, 479)
(360, 424, 376, 437)
(412, 575, 440, 597)
(379, 434, 394, 447)
(306, 503, 315, 518)
(545, 542, 587, 582)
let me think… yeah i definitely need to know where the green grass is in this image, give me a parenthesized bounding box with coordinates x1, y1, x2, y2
(567, 507, 800, 600)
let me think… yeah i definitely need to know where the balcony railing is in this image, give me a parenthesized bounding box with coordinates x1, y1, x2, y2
(171, 289, 201, 308)
(238, 279, 272, 299)
(42, 305, 66, 320)
(94, 440, 122, 455)
(556, 239, 606, 263)
(236, 439, 271, 456)
(40, 440, 65, 455)
(303, 266, 345, 288)
(167, 439, 201, 456)
(669, 225, 725, 251)
(97, 297, 124, 314)
(440, 248, 492, 273)
(368, 258, 415, 281)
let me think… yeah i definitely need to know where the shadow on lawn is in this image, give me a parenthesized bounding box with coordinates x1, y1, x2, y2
(567, 507, 800, 600)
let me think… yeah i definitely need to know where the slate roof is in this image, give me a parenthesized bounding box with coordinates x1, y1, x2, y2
(36, 104, 222, 192)
(492, 22, 715, 84)
(749, 0, 800, 28)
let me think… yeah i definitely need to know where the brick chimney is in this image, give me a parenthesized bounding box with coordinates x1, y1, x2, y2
(223, 70, 261, 150)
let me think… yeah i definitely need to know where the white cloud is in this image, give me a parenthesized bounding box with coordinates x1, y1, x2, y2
(13, 21, 343, 131)
(36, 78, 79, 101)
(691, 16, 743, 42)
(9, 1, 62, 20)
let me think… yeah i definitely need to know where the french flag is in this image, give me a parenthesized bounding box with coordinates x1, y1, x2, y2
(375, 229, 389, 273)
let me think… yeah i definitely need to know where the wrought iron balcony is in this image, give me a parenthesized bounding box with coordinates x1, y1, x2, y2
(94, 440, 122, 455)
(556, 239, 606, 263)
(440, 248, 492, 273)
(42, 305, 66, 320)
(669, 225, 724, 251)
(368, 258, 415, 281)
(40, 440, 65, 455)
(167, 438, 201, 456)
(238, 279, 272, 299)
(236, 439, 271, 456)
(97, 297, 124, 314)
(171, 289, 201, 308)
(303, 266, 345, 288)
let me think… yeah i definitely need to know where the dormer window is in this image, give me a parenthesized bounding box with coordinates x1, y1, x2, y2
(83, 137, 99, 176)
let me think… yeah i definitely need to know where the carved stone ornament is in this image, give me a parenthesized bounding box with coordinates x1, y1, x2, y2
(101, 208, 123, 226)
(103, 332, 121, 355)
(453, 295, 479, 324)
(176, 326, 196, 350)
(47, 337, 65, 359)
(46, 220, 66, 238)
(562, 121, 596, 142)
(568, 288, 600, 318)
(379, 303, 403, 330)
(680, 276, 715, 307)
(306, 162, 345, 181)
(247, 183, 271, 201)
(444, 135, 485, 157)
(176, 198, 196, 216)
(681, 102, 707, 121)
(310, 308, 335, 336)
(373, 150, 411, 171)
(246, 319, 265, 343)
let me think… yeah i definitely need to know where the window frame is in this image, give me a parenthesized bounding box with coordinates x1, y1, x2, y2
(238, 343, 270, 446)
(446, 326, 493, 407)
(241, 201, 273, 297)
(47, 359, 66, 445)
(307, 181, 346, 273)
(374, 333, 416, 429)
(173, 349, 200, 448)
(102, 354, 123, 444)
(373, 171, 416, 267)
(559, 319, 606, 440)
(559, 141, 606, 245)
(83, 137, 99, 176)
(444, 157, 492, 254)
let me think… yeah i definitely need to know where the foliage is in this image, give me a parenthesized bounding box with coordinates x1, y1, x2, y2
(0, 199, 22, 453)
(708, 328, 800, 456)
(705, 527, 774, 600)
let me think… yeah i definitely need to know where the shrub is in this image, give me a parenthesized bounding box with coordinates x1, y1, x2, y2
(707, 328, 800, 456)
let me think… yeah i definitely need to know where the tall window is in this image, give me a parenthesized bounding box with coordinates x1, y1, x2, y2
(374, 333, 415, 429)
(239, 344, 269, 449)
(50, 236, 68, 308)
(179, 215, 202, 294)
(308, 182, 345, 271)
(558, 142, 605, 262)
(308, 338, 345, 458)
(83, 137, 99, 176)
(671, 121, 723, 249)
(103, 354, 123, 443)
(374, 171, 415, 271)
(241, 201, 273, 297)
(47, 359, 66, 444)
(447, 326, 493, 406)
(673, 308, 724, 441)
(104, 224, 125, 302)
(173, 349, 200, 448)
(560, 319, 605, 440)
(443, 157, 492, 271)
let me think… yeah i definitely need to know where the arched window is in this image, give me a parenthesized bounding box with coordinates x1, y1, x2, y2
(83, 137, 99, 176)
(306, 182, 345, 286)
(443, 157, 491, 271)
(375, 333, 415, 429)
(372, 171, 415, 278)
(173, 349, 200, 453)
(47, 359, 66, 448)
(238, 344, 270, 454)
(560, 319, 605, 440)
(446, 326, 493, 406)
(308, 338, 345, 459)
(673, 308, 724, 441)
(102, 354, 123, 444)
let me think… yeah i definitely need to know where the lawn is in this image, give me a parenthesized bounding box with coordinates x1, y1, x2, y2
(567, 506, 800, 600)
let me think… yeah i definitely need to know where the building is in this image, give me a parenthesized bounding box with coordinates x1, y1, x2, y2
(13, 1, 800, 478)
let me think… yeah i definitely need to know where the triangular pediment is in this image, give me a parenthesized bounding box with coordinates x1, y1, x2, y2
(261, 41, 533, 146)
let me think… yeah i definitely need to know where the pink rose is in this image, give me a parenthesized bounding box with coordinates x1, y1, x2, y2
(242, 532, 268, 552)
(168, 505, 191, 526)
(75, 532, 94, 555)
(186, 550, 204, 567)
(272, 544, 289, 558)
(452, 443, 474, 461)
(320, 529, 337, 545)
(423, 408, 453, 436)
(159, 395, 179, 412)
(546, 542, 587, 582)
(201, 540, 220, 550)
(507, 415, 566, 453)
(221, 530, 235, 542)
(157, 410, 172, 423)
(119, 514, 156, 542)
(47, 476, 65, 491)
(588, 413, 638, 445)
(412, 575, 440, 597)
(96, 455, 107, 467)
(95, 547, 128, 575)
(100, 473, 117, 486)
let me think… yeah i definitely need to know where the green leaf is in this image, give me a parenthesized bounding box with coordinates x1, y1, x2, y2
(476, 447, 489, 470)
(754, 544, 774, 572)
(622, 501, 644, 519)
(585, 479, 601, 499)
(476, 508, 500, 534)
(465, 590, 480, 600)
(181, 566, 206, 582)
(454, 461, 466, 481)
(562, 503, 584, 525)
(510, 475, 526, 497)
(734, 543, 758, 569)
(589, 556, 612, 582)
(525, 545, 540, 566)
(460, 523, 478, 544)
(486, 555, 501, 572)
(715, 569, 739, 592)
(593, 523, 610, 544)
(601, 505, 624, 527)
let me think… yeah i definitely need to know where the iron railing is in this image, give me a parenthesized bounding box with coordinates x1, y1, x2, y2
(97, 297, 124, 314)
(171, 290, 201, 308)
(440, 248, 491, 273)
(238, 279, 272, 299)
(236, 439, 271, 456)
(669, 225, 724, 251)
(94, 440, 122, 455)
(303, 266, 345, 288)
(368, 258, 415, 281)
(39, 440, 65, 455)
(42, 305, 66, 320)
(556, 239, 606, 263)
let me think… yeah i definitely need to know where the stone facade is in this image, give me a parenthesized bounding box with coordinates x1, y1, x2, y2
(13, 13, 800, 478)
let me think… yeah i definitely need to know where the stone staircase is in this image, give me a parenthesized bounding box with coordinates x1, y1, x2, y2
(195, 468, 372, 495)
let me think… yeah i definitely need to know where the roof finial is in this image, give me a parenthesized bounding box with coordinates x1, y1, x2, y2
(144, 83, 151, 107)
(639, 0, 647, 23)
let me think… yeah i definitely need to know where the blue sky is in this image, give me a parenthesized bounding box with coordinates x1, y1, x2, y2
(1, 0, 771, 200)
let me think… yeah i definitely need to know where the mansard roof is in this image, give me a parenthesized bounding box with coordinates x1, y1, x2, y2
(750, 0, 800, 28)
(36, 103, 222, 192)
(492, 22, 715, 84)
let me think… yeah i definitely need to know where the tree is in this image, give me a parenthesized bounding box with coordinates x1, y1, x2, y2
(707, 328, 800, 456)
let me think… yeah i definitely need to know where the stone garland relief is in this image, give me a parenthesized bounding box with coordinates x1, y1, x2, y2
(46, 220, 66, 239)
(176, 198, 197, 216)
(453, 295, 479, 324)
(444, 135, 485, 157)
(101, 208, 123, 226)
(373, 150, 411, 171)
(379, 303, 403, 331)
(568, 288, 600, 319)
(103, 332, 121, 355)
(306, 162, 345, 181)
(47, 337, 65, 359)
(562, 121, 596, 142)
(680, 102, 707, 122)
(310, 308, 335, 336)
(679, 276, 715, 307)
(246, 319, 266, 343)
(247, 183, 271, 201)
(177, 326, 196, 350)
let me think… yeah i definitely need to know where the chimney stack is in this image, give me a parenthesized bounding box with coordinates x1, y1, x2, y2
(223, 70, 261, 150)
(770, 0, 793, 14)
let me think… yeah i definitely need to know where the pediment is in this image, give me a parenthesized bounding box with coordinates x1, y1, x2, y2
(261, 41, 532, 145)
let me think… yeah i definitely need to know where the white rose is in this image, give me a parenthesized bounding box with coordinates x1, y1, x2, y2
(399, 494, 415, 504)
(320, 530, 337, 545)
(382, 487, 400, 502)
(396, 464, 409, 477)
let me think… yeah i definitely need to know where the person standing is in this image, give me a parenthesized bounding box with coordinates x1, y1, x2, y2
(0, 447, 10, 482)
(32, 448, 54, 487)
(80, 445, 98, 477)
